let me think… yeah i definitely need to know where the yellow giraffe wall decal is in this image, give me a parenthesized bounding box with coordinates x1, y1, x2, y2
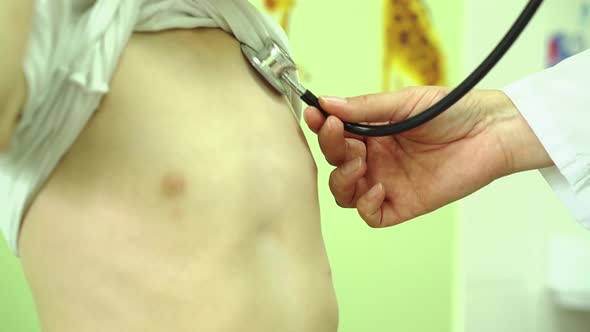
(263, 0, 296, 34)
(383, 0, 446, 91)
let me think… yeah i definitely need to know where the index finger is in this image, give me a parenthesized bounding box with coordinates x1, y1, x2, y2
(304, 106, 366, 141)
(319, 90, 415, 124)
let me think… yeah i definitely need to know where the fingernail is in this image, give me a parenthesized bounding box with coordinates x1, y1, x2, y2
(321, 96, 348, 105)
(327, 116, 338, 129)
(341, 157, 362, 175)
(367, 184, 383, 199)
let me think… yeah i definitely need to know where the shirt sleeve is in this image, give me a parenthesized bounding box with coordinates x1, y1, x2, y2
(501, 49, 590, 230)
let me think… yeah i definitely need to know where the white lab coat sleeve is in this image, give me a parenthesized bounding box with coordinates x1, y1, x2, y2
(501, 49, 590, 230)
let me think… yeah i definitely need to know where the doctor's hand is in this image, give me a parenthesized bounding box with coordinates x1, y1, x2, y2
(304, 86, 553, 228)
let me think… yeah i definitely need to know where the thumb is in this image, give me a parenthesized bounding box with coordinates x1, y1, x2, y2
(319, 91, 411, 124)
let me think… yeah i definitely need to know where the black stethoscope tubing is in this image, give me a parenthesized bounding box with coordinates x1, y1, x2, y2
(301, 0, 544, 137)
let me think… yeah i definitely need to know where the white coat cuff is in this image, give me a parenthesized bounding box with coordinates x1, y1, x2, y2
(502, 69, 590, 230)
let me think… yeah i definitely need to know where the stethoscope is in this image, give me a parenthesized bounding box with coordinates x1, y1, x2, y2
(241, 0, 543, 137)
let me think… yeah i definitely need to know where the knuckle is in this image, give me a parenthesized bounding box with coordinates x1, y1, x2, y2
(334, 197, 348, 208)
(329, 176, 353, 208)
(366, 221, 381, 229)
(330, 168, 350, 188)
(358, 210, 376, 228)
(357, 94, 371, 109)
(357, 205, 382, 228)
(362, 213, 381, 228)
(325, 155, 334, 166)
(432, 87, 451, 103)
(328, 174, 340, 193)
(328, 154, 341, 167)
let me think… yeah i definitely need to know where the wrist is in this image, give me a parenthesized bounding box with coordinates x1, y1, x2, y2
(486, 89, 553, 176)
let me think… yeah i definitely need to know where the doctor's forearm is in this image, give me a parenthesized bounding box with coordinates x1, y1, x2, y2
(490, 90, 554, 175)
(0, 0, 32, 150)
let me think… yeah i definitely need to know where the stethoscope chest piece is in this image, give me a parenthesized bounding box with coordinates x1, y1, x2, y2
(241, 39, 297, 95)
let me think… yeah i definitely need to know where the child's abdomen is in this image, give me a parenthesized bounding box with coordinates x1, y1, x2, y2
(19, 28, 338, 332)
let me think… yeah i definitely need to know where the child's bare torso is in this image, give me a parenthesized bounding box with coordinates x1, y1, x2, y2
(19, 29, 338, 332)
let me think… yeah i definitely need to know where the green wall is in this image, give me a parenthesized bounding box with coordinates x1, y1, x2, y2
(0, 240, 39, 330)
(0, 1, 463, 331)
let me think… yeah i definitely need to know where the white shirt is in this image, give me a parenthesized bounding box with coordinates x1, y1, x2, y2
(502, 49, 590, 230)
